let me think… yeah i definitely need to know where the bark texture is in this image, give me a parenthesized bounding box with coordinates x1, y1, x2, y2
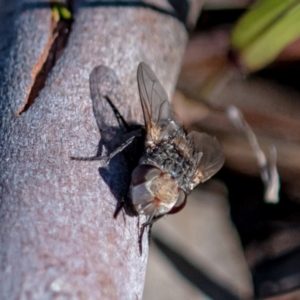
(0, 0, 202, 299)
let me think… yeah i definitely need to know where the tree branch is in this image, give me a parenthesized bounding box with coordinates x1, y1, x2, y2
(0, 1, 202, 299)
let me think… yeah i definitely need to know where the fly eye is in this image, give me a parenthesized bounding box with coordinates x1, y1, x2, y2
(130, 183, 153, 205)
(167, 189, 186, 215)
(131, 164, 161, 186)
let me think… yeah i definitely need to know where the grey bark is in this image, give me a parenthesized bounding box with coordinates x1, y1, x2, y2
(0, 1, 201, 299)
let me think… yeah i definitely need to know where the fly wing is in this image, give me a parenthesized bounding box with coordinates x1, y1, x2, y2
(137, 62, 173, 132)
(189, 131, 225, 185)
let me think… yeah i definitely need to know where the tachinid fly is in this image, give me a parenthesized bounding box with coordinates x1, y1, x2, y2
(71, 62, 225, 245)
(131, 63, 225, 227)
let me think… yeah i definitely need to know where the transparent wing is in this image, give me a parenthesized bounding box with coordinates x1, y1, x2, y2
(189, 131, 225, 184)
(137, 62, 172, 130)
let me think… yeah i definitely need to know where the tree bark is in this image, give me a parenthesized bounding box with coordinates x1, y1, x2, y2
(0, 0, 202, 299)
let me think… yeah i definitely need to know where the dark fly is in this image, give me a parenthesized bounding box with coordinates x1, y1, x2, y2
(130, 63, 225, 230)
(72, 63, 225, 249)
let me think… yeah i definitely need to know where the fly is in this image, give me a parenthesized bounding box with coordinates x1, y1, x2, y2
(130, 63, 225, 239)
(72, 62, 225, 250)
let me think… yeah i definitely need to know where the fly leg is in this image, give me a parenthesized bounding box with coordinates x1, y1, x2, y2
(71, 93, 140, 164)
(70, 135, 136, 166)
(138, 214, 164, 255)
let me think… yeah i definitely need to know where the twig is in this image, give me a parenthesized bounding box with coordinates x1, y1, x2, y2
(227, 105, 280, 203)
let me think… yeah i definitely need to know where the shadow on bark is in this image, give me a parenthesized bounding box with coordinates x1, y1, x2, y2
(87, 65, 145, 217)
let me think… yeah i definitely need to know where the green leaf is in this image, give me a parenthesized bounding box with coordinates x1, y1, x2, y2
(232, 0, 298, 50)
(59, 7, 72, 20)
(241, 3, 300, 71)
(51, 4, 72, 21)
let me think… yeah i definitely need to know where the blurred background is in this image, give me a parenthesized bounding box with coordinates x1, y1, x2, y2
(143, 1, 300, 299)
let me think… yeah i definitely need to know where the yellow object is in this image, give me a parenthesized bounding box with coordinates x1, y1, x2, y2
(51, 4, 72, 21)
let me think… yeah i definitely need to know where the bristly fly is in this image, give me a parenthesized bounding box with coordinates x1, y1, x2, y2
(131, 63, 224, 233)
(72, 62, 225, 249)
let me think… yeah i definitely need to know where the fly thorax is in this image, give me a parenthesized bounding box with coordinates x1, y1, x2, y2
(141, 139, 196, 193)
